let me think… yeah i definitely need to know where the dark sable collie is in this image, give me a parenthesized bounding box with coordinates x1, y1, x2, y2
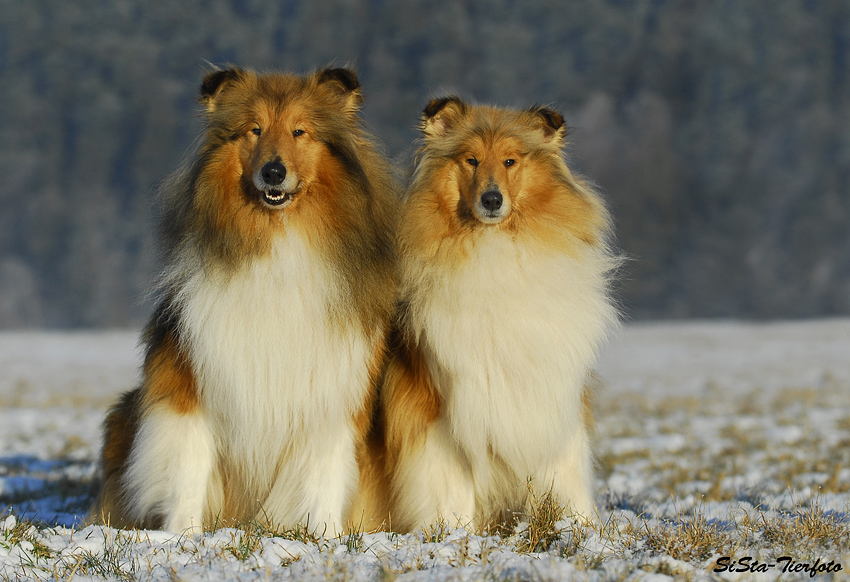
(378, 97, 619, 532)
(91, 67, 398, 534)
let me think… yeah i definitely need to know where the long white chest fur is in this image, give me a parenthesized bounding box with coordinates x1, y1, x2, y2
(408, 233, 617, 474)
(177, 233, 372, 497)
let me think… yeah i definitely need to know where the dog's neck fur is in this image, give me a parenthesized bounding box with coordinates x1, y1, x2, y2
(403, 231, 616, 470)
(172, 231, 372, 522)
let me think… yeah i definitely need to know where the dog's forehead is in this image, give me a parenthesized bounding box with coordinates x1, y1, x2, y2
(239, 79, 319, 123)
(255, 72, 309, 96)
(252, 99, 310, 126)
(460, 126, 526, 155)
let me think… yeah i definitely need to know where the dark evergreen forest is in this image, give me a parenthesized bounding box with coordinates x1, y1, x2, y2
(1, 0, 849, 327)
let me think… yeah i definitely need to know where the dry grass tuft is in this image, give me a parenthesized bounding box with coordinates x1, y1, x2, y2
(0, 513, 54, 567)
(762, 499, 850, 555)
(420, 515, 451, 544)
(225, 522, 267, 561)
(644, 507, 732, 562)
(59, 528, 141, 581)
(515, 481, 572, 554)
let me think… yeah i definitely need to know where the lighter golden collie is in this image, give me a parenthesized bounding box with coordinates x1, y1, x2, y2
(378, 97, 619, 532)
(90, 67, 398, 534)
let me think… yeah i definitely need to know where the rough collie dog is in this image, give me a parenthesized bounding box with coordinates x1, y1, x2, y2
(380, 97, 618, 532)
(91, 67, 398, 534)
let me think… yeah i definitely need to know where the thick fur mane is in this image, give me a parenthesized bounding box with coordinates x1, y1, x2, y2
(154, 68, 399, 336)
(398, 103, 619, 338)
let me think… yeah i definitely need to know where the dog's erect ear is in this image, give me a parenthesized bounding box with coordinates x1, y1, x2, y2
(421, 96, 468, 138)
(199, 68, 244, 112)
(528, 106, 567, 144)
(317, 67, 360, 93)
(317, 67, 363, 114)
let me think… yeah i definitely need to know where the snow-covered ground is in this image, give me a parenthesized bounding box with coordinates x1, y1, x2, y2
(1, 320, 849, 580)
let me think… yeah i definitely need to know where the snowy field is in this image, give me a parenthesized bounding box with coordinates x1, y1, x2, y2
(1, 320, 849, 581)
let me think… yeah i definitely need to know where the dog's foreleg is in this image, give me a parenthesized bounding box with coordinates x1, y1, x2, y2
(121, 404, 216, 534)
(392, 419, 475, 532)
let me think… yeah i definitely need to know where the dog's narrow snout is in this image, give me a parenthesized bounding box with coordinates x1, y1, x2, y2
(480, 190, 503, 212)
(261, 160, 287, 186)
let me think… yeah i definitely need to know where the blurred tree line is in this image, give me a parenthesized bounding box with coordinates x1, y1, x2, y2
(1, 0, 848, 327)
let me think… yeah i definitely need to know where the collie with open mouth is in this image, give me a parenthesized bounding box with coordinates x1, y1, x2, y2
(90, 66, 398, 535)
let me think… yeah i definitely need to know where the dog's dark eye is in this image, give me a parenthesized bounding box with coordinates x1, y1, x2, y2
(251, 127, 262, 136)
(466, 158, 478, 167)
(293, 129, 305, 137)
(504, 159, 515, 167)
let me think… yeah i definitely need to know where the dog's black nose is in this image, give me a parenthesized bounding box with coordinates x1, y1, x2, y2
(261, 161, 287, 186)
(480, 190, 503, 212)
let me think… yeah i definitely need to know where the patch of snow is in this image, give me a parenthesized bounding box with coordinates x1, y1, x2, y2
(1, 320, 849, 580)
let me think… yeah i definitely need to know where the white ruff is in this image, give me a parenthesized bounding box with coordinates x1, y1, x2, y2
(404, 231, 617, 523)
(158, 233, 371, 533)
